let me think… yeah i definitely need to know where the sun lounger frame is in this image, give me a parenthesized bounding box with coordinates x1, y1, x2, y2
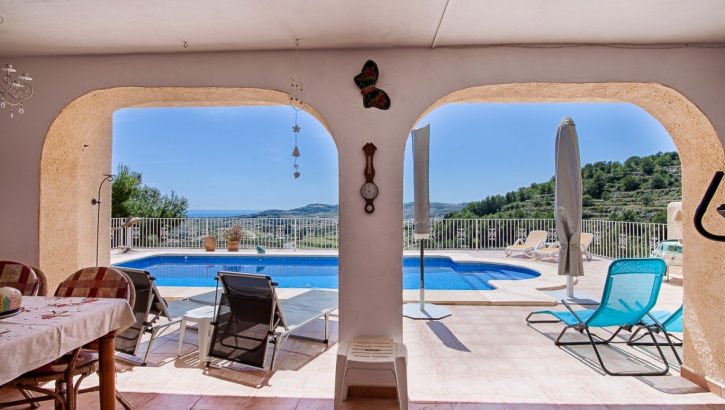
(115, 267, 212, 366)
(207, 271, 338, 370)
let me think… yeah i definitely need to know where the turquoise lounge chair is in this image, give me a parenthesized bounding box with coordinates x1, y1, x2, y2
(628, 305, 683, 364)
(526, 258, 672, 376)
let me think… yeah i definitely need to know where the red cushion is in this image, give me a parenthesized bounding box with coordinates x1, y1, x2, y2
(0, 261, 39, 296)
(55, 267, 129, 300)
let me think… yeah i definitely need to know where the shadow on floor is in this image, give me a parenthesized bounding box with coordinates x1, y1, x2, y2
(426, 321, 471, 352)
(526, 321, 702, 396)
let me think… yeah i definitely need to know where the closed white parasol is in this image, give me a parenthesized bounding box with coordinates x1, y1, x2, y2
(403, 124, 451, 320)
(555, 117, 584, 299)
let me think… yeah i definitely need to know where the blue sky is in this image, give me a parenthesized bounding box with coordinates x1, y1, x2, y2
(113, 103, 675, 210)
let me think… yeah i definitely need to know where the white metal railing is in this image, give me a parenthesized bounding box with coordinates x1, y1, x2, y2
(111, 217, 667, 259)
(111, 217, 340, 250)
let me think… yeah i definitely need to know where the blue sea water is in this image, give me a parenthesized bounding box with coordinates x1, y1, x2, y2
(186, 210, 259, 217)
(114, 255, 540, 290)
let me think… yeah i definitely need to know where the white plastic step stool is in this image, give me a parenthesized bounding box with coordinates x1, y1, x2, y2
(177, 305, 216, 366)
(334, 338, 408, 410)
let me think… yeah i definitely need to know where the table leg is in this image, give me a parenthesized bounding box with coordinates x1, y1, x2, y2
(177, 319, 187, 356)
(98, 331, 117, 410)
(198, 319, 210, 366)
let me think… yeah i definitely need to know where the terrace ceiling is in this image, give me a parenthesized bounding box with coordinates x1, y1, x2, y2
(1, 0, 725, 56)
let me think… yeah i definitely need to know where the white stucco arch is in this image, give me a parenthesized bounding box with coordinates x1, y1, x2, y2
(403, 82, 725, 387)
(39, 87, 335, 291)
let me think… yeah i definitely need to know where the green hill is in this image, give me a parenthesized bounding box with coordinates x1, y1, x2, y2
(249, 202, 465, 218)
(250, 203, 339, 218)
(446, 151, 681, 223)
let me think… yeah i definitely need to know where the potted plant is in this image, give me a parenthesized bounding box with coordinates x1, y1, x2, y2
(203, 231, 217, 252)
(224, 225, 243, 252)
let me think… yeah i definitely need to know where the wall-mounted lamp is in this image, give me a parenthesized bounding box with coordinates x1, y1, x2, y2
(91, 174, 115, 265)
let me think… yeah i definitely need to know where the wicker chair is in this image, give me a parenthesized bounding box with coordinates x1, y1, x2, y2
(29, 265, 49, 296)
(0, 260, 42, 296)
(1, 267, 135, 410)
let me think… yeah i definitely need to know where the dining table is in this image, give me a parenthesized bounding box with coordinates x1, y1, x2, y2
(0, 296, 135, 409)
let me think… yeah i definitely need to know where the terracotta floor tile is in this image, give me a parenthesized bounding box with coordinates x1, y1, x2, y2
(243, 396, 300, 410)
(20, 254, 716, 409)
(409, 402, 454, 409)
(191, 394, 250, 409)
(296, 397, 334, 409)
(340, 398, 400, 410)
(139, 393, 201, 409)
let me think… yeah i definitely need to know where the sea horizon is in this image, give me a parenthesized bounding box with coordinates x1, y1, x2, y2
(186, 209, 260, 217)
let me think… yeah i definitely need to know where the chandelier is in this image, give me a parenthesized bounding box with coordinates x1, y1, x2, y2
(1, 64, 33, 119)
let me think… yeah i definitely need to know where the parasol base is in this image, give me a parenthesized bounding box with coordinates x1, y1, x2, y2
(403, 303, 451, 320)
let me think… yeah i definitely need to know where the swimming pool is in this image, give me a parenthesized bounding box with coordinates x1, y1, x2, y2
(114, 255, 540, 290)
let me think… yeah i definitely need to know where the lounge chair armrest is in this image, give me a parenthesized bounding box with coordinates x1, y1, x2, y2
(512, 238, 524, 246)
(534, 240, 550, 250)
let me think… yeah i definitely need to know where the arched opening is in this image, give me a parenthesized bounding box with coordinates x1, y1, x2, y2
(403, 101, 680, 288)
(402, 82, 725, 393)
(39, 87, 336, 292)
(109, 104, 339, 278)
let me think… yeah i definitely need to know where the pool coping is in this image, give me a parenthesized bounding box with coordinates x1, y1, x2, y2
(111, 248, 578, 306)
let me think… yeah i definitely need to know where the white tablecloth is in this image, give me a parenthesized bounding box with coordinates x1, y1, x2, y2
(0, 296, 135, 385)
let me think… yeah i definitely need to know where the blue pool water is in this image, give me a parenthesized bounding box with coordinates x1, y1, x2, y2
(114, 255, 539, 290)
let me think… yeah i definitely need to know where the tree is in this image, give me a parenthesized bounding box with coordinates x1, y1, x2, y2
(651, 210, 667, 224)
(585, 172, 606, 199)
(640, 157, 655, 175)
(445, 151, 681, 223)
(111, 165, 142, 218)
(111, 164, 188, 218)
(641, 192, 653, 207)
(650, 174, 667, 189)
(624, 156, 641, 169)
(620, 209, 639, 222)
(621, 175, 640, 191)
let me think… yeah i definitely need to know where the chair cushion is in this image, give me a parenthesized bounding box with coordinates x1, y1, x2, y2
(0, 261, 39, 296)
(55, 267, 129, 300)
(32, 349, 99, 374)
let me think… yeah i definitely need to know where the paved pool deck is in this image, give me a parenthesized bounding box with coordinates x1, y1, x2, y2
(0, 249, 708, 409)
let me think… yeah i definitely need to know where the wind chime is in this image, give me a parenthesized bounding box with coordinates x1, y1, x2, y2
(289, 39, 303, 179)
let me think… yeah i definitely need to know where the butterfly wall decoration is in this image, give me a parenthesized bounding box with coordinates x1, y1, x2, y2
(353, 60, 391, 110)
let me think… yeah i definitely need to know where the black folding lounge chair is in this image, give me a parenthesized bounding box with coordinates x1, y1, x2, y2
(115, 267, 217, 365)
(207, 271, 338, 370)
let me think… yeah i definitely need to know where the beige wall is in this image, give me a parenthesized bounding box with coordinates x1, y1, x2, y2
(1, 46, 724, 390)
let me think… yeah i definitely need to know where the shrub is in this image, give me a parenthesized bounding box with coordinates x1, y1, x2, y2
(651, 174, 667, 189)
(224, 225, 243, 241)
(640, 157, 656, 175)
(621, 176, 641, 191)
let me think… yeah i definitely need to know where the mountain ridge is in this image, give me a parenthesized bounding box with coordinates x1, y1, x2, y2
(246, 202, 466, 218)
(446, 151, 681, 223)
